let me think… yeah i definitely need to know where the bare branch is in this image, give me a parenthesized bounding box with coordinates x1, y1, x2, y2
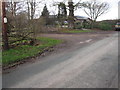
(82, 0, 109, 21)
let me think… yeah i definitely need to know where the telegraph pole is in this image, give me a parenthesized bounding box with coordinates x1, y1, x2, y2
(2, 1, 9, 50)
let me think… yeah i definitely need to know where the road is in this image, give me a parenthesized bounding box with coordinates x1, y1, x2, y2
(3, 33, 118, 88)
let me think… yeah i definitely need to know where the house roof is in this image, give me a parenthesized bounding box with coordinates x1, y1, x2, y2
(75, 16, 89, 20)
(49, 15, 57, 18)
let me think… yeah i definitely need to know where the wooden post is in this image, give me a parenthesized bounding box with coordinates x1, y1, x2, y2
(2, 1, 9, 50)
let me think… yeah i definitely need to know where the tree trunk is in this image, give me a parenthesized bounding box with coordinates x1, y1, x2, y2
(68, 1, 74, 29)
(91, 20, 96, 29)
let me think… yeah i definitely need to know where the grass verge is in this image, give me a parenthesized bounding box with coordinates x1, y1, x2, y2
(60, 30, 93, 33)
(2, 37, 62, 65)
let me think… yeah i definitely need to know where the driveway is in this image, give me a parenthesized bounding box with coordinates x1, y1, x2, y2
(2, 31, 118, 88)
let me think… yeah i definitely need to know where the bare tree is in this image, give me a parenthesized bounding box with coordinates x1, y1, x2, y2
(26, 0, 43, 20)
(26, 0, 36, 20)
(5, 0, 37, 46)
(6, 1, 23, 17)
(82, 0, 109, 28)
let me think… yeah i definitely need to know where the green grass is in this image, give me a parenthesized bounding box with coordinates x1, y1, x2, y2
(61, 30, 93, 33)
(2, 37, 62, 65)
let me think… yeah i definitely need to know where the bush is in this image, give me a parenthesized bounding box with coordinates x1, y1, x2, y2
(94, 21, 115, 30)
(74, 22, 82, 29)
(84, 24, 91, 29)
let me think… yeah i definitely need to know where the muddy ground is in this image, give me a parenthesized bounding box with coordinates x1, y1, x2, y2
(41, 31, 117, 52)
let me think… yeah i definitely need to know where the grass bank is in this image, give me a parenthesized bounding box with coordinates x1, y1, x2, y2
(61, 30, 93, 33)
(58, 28, 93, 33)
(2, 37, 62, 65)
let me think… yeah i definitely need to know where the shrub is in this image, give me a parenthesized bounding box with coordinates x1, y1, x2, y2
(74, 22, 82, 29)
(94, 21, 116, 30)
(84, 24, 91, 29)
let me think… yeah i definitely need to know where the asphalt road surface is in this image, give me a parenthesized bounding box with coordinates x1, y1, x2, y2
(3, 33, 118, 88)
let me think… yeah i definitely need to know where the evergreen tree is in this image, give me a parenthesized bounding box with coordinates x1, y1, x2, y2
(57, 2, 67, 27)
(68, 0, 74, 28)
(41, 4, 49, 17)
(41, 5, 49, 25)
(58, 2, 67, 18)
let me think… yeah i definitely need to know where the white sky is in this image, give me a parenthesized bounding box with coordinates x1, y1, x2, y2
(37, 0, 120, 21)
(75, 0, 119, 21)
(3, 0, 120, 21)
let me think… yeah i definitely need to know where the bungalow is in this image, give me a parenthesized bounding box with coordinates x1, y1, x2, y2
(60, 16, 91, 28)
(74, 16, 91, 29)
(40, 15, 91, 28)
(74, 16, 91, 23)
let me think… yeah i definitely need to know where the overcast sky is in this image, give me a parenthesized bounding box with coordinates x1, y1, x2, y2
(4, 0, 120, 21)
(75, 0, 119, 21)
(37, 0, 120, 21)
